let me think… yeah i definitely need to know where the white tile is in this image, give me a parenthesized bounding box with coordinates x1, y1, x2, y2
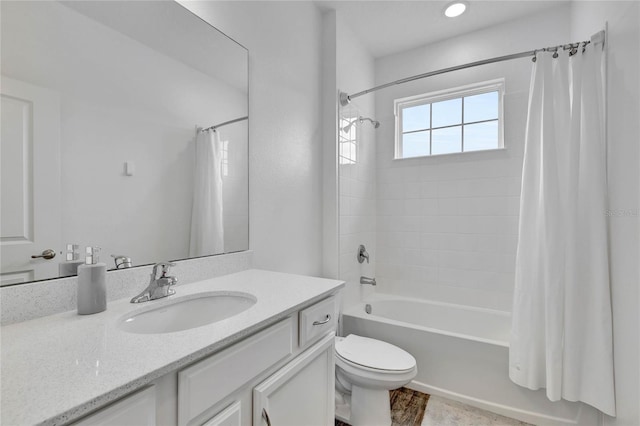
(438, 198, 460, 216)
(422, 199, 439, 216)
(437, 180, 460, 198)
(404, 199, 424, 216)
(405, 182, 421, 199)
(420, 233, 440, 250)
(420, 182, 439, 198)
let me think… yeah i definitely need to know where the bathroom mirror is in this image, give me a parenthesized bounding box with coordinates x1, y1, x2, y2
(0, 1, 249, 285)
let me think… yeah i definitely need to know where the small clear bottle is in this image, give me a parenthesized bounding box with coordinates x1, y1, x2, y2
(77, 246, 107, 315)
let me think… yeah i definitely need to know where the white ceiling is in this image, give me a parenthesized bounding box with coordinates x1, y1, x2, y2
(316, 0, 569, 58)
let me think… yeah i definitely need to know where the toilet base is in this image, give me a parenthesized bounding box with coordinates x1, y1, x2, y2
(350, 384, 391, 426)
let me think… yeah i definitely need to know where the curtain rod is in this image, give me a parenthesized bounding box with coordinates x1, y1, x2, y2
(198, 116, 248, 133)
(339, 30, 605, 107)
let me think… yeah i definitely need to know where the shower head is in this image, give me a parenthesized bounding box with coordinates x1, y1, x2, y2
(342, 116, 380, 133)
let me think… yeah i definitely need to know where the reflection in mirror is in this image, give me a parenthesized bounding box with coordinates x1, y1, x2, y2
(0, 1, 248, 286)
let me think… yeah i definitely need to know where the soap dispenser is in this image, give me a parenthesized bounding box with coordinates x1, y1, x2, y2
(58, 244, 83, 277)
(77, 246, 107, 315)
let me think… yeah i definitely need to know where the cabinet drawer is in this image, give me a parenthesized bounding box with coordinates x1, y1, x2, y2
(178, 318, 293, 426)
(299, 296, 337, 347)
(73, 386, 155, 426)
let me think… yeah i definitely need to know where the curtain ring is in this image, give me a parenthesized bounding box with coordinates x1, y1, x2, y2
(531, 50, 537, 62)
(569, 44, 578, 56)
(553, 51, 559, 58)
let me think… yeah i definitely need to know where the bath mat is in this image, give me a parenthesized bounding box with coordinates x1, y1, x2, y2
(390, 387, 430, 425)
(335, 387, 429, 426)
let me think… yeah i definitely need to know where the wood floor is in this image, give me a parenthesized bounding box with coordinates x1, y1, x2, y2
(335, 387, 429, 426)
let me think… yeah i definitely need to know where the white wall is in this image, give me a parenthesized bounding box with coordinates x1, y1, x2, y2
(180, 1, 324, 276)
(336, 16, 378, 308)
(570, 3, 640, 425)
(322, 10, 339, 281)
(373, 5, 571, 311)
(1, 1, 248, 267)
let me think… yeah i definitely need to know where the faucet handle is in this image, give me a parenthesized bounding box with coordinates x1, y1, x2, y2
(152, 261, 176, 278)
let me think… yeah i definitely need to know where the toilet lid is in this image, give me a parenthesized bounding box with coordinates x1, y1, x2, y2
(335, 334, 416, 371)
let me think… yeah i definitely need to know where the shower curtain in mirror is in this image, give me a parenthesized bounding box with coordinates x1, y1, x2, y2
(189, 129, 224, 257)
(509, 45, 615, 415)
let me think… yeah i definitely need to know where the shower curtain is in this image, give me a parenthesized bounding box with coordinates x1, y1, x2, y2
(189, 129, 224, 257)
(509, 45, 615, 416)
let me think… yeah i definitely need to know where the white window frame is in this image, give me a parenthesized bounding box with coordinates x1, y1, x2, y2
(394, 78, 505, 159)
(339, 115, 358, 165)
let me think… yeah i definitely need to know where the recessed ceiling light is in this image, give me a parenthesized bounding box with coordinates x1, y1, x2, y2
(444, 2, 467, 18)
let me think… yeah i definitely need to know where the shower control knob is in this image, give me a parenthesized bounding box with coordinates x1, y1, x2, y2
(357, 244, 370, 264)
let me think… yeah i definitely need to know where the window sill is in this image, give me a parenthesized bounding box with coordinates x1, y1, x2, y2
(393, 147, 508, 161)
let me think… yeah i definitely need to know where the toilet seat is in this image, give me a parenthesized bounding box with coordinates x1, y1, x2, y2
(336, 352, 415, 375)
(335, 335, 416, 372)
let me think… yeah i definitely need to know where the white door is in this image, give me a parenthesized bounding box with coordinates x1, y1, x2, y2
(1, 76, 61, 285)
(253, 333, 335, 426)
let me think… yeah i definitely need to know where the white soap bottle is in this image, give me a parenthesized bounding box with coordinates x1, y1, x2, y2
(58, 244, 83, 277)
(77, 246, 107, 315)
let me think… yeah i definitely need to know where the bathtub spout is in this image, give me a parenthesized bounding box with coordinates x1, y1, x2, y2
(360, 276, 376, 286)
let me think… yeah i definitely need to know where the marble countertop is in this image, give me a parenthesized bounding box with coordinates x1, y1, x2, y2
(1, 269, 344, 426)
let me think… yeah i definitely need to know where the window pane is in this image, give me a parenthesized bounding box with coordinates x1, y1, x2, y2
(464, 121, 498, 151)
(402, 131, 430, 158)
(464, 91, 498, 123)
(432, 98, 461, 128)
(432, 126, 461, 155)
(402, 104, 430, 132)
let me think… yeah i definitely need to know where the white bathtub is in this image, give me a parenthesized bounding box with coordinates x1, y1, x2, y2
(342, 294, 600, 426)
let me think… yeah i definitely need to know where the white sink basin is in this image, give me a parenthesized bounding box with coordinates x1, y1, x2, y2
(118, 292, 257, 334)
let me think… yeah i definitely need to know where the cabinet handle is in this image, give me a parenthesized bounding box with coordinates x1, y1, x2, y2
(262, 408, 272, 426)
(312, 314, 331, 326)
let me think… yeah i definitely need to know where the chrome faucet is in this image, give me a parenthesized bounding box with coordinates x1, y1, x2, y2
(360, 276, 376, 286)
(130, 262, 177, 303)
(111, 254, 132, 269)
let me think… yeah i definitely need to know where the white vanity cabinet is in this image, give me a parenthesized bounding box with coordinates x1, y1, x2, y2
(179, 295, 337, 426)
(177, 318, 295, 426)
(70, 294, 338, 426)
(253, 333, 335, 426)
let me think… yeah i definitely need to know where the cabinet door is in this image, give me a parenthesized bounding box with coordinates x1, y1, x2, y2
(253, 333, 334, 426)
(73, 386, 155, 426)
(202, 401, 241, 426)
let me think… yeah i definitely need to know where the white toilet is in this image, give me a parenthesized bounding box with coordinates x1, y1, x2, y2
(334, 334, 417, 426)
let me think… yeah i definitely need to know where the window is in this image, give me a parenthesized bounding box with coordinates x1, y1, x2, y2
(339, 115, 357, 165)
(394, 79, 504, 158)
(221, 140, 229, 176)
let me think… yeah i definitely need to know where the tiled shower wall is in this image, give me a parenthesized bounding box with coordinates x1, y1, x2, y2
(373, 7, 572, 311)
(339, 103, 377, 307)
(375, 159, 521, 310)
